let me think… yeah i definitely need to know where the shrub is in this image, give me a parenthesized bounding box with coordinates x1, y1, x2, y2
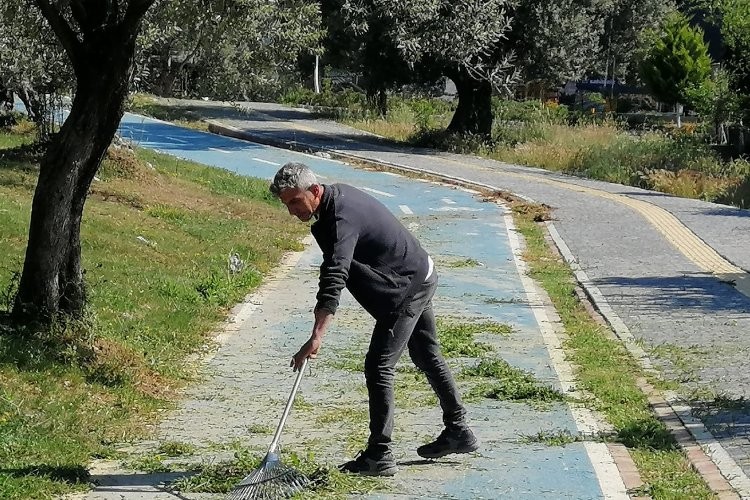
(492, 98, 569, 124)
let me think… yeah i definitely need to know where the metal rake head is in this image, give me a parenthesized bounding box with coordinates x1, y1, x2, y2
(226, 452, 310, 500)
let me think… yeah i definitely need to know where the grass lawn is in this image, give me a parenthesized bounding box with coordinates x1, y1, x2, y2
(0, 125, 306, 499)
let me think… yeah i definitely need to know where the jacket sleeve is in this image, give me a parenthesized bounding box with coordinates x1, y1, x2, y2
(316, 214, 358, 315)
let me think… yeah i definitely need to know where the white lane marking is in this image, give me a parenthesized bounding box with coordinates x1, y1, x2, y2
(399, 205, 413, 215)
(209, 147, 231, 154)
(441, 198, 456, 204)
(252, 157, 280, 166)
(381, 172, 401, 177)
(430, 206, 483, 212)
(165, 136, 188, 144)
(504, 211, 627, 499)
(359, 186, 395, 198)
(466, 232, 479, 236)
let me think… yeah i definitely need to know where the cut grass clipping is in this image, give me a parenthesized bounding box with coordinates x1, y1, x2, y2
(436, 318, 512, 358)
(504, 195, 714, 499)
(462, 358, 564, 403)
(0, 128, 306, 500)
(170, 448, 385, 497)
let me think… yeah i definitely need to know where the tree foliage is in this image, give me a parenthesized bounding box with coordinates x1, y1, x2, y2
(13, 0, 156, 321)
(0, 0, 72, 139)
(511, 0, 603, 85)
(694, 0, 750, 119)
(341, 0, 516, 134)
(508, 0, 672, 86)
(137, 0, 323, 100)
(640, 12, 713, 106)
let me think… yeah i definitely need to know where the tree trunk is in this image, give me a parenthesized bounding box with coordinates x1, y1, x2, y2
(13, 29, 136, 321)
(446, 68, 493, 136)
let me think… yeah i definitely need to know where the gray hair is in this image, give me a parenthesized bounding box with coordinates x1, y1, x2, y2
(269, 162, 318, 197)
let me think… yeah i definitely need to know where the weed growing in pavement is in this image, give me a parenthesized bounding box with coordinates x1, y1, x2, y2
(127, 454, 180, 474)
(315, 406, 368, 425)
(158, 441, 197, 457)
(327, 348, 364, 372)
(440, 257, 483, 268)
(246, 423, 273, 434)
(127, 94, 209, 131)
(508, 196, 713, 498)
(649, 342, 708, 384)
(483, 296, 527, 305)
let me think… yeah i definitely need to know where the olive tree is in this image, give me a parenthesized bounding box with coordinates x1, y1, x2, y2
(344, 0, 517, 136)
(0, 0, 73, 140)
(13, 0, 156, 321)
(137, 0, 323, 100)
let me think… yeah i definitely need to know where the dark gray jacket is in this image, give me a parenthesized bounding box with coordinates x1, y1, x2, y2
(311, 183, 429, 321)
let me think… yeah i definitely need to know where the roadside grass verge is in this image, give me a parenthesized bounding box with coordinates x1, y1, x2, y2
(127, 93, 210, 131)
(503, 196, 714, 498)
(0, 127, 306, 499)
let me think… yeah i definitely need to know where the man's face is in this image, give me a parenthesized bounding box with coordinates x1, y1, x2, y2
(279, 185, 321, 222)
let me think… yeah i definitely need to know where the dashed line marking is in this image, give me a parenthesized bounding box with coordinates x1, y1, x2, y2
(208, 147, 231, 154)
(359, 187, 395, 198)
(399, 205, 413, 215)
(165, 136, 188, 144)
(252, 157, 280, 166)
(441, 198, 456, 204)
(430, 206, 483, 212)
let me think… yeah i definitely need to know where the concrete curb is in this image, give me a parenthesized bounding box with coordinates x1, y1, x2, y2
(204, 118, 746, 498)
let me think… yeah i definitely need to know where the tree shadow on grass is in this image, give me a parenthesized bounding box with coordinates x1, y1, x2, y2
(0, 464, 90, 484)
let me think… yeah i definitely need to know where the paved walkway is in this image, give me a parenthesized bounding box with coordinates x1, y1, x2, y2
(151, 99, 750, 495)
(78, 113, 634, 499)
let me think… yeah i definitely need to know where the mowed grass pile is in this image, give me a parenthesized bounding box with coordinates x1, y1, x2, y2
(0, 125, 306, 499)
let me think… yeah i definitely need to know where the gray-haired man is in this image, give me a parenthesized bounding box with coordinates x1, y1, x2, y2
(270, 162, 478, 476)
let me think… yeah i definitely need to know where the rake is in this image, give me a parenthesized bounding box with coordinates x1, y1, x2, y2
(226, 358, 310, 500)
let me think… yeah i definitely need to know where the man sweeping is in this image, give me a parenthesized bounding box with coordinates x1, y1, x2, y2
(270, 162, 478, 476)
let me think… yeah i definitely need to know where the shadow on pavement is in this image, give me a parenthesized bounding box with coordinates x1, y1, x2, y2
(592, 274, 750, 313)
(691, 395, 750, 443)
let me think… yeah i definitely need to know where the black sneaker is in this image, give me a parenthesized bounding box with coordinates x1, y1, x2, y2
(339, 449, 398, 476)
(417, 427, 479, 459)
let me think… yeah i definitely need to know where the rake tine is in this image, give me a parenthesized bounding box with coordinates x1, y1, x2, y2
(226, 359, 310, 500)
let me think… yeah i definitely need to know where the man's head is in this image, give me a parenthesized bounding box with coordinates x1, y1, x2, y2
(270, 162, 323, 222)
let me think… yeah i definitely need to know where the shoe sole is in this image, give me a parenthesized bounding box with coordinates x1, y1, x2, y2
(417, 441, 480, 459)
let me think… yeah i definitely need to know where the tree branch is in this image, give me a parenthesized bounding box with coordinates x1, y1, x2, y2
(34, 0, 82, 68)
(124, 0, 156, 27)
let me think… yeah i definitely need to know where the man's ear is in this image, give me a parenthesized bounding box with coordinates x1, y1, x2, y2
(310, 184, 322, 198)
